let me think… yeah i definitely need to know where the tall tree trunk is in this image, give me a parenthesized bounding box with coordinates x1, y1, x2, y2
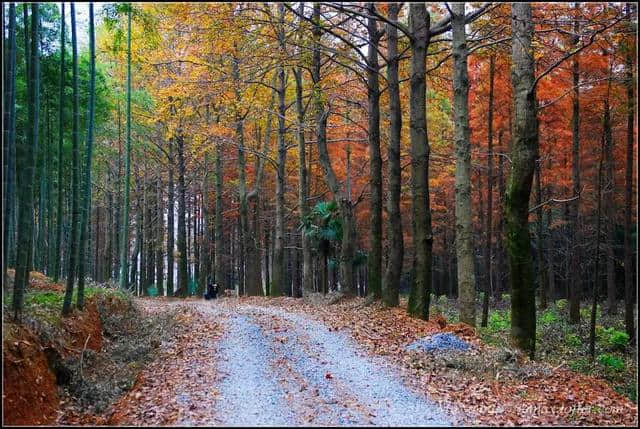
(311, 3, 356, 295)
(271, 3, 288, 297)
(623, 2, 636, 344)
(366, 2, 383, 301)
(603, 64, 616, 315)
(506, 2, 538, 358)
(62, 3, 79, 316)
(482, 55, 496, 325)
(13, 3, 39, 321)
(200, 156, 211, 295)
(145, 169, 155, 295)
(106, 189, 113, 281)
(547, 204, 556, 300)
(294, 5, 312, 296)
(139, 166, 147, 294)
(46, 99, 54, 276)
(382, 2, 403, 307)
(245, 100, 274, 296)
(233, 55, 248, 296)
(156, 178, 164, 296)
(496, 131, 506, 299)
(118, 6, 132, 290)
(167, 139, 175, 296)
(130, 173, 143, 292)
(3, 2, 17, 286)
(535, 154, 548, 309)
(407, 3, 433, 320)
(568, 4, 582, 324)
(214, 137, 225, 290)
(76, 4, 95, 310)
(114, 104, 122, 280)
(176, 132, 188, 297)
(452, 2, 476, 326)
(590, 117, 606, 360)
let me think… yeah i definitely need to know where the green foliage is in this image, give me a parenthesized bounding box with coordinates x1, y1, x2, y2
(565, 333, 582, 347)
(597, 326, 630, 351)
(614, 383, 637, 402)
(25, 291, 63, 308)
(569, 357, 591, 373)
(539, 308, 559, 326)
(581, 304, 601, 320)
(598, 353, 625, 372)
(556, 299, 568, 310)
(301, 200, 342, 258)
(501, 293, 511, 302)
(147, 286, 158, 297)
(608, 331, 630, 350)
(488, 310, 511, 332)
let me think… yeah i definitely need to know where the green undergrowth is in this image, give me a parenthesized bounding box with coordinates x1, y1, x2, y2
(3, 286, 132, 329)
(426, 294, 637, 402)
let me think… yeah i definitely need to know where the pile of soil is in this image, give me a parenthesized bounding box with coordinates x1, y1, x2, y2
(2, 324, 59, 425)
(2, 293, 105, 426)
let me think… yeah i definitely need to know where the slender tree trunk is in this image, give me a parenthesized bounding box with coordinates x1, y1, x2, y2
(452, 2, 476, 326)
(13, 3, 39, 321)
(62, 4, 79, 315)
(3, 2, 17, 286)
(603, 67, 616, 315)
(106, 190, 113, 281)
(245, 102, 273, 296)
(407, 3, 433, 320)
(76, 4, 95, 310)
(482, 55, 496, 325)
(547, 204, 556, 300)
(535, 154, 548, 309)
(590, 119, 606, 360)
(496, 131, 506, 299)
(176, 132, 188, 297)
(382, 3, 403, 307)
(311, 3, 356, 295)
(214, 137, 225, 290)
(118, 7, 132, 290)
(145, 169, 155, 295)
(234, 56, 248, 296)
(46, 99, 54, 276)
(294, 9, 312, 296)
(156, 178, 164, 296)
(264, 213, 270, 295)
(200, 157, 211, 295)
(623, 2, 636, 344)
(130, 174, 142, 291)
(568, 4, 582, 324)
(139, 166, 147, 294)
(506, 2, 537, 358)
(167, 139, 174, 296)
(192, 193, 199, 293)
(366, 2, 383, 300)
(272, 4, 288, 297)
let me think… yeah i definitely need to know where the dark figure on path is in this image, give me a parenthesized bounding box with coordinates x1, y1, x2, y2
(204, 277, 218, 300)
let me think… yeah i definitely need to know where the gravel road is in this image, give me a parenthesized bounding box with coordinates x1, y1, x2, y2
(196, 300, 451, 427)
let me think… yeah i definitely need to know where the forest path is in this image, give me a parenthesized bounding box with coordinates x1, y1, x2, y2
(191, 299, 450, 426)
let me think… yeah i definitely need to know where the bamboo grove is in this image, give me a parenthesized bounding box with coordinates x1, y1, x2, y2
(2, 2, 637, 358)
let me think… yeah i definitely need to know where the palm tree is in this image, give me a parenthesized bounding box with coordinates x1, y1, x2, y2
(301, 201, 342, 295)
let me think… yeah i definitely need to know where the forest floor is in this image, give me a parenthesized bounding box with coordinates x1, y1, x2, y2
(3, 275, 638, 426)
(106, 297, 451, 426)
(103, 295, 637, 426)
